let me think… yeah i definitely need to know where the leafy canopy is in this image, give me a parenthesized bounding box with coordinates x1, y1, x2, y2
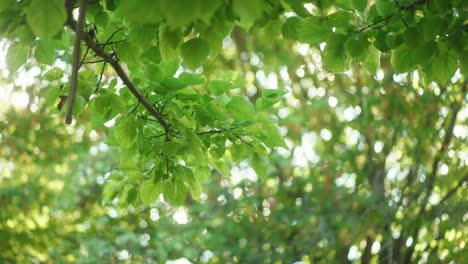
(0, 0, 467, 262)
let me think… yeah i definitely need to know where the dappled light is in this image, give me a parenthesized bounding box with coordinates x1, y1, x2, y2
(1, 0, 467, 263)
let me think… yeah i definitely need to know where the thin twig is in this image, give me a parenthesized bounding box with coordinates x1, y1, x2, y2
(129, 101, 141, 114)
(395, 0, 410, 28)
(146, 133, 167, 139)
(196, 123, 251, 136)
(95, 61, 107, 91)
(427, 173, 468, 216)
(78, 46, 90, 68)
(233, 133, 255, 149)
(100, 26, 125, 48)
(103, 39, 127, 46)
(82, 59, 105, 64)
(66, 0, 88, 124)
(352, 0, 427, 34)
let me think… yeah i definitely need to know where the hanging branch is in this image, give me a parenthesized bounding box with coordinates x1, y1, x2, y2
(65, 0, 88, 124)
(403, 83, 466, 263)
(352, 0, 428, 34)
(65, 0, 171, 135)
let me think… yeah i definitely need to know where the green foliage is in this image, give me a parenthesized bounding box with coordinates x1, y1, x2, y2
(0, 0, 466, 262)
(180, 38, 210, 69)
(26, 0, 66, 39)
(6, 41, 28, 72)
(140, 179, 162, 205)
(117, 0, 163, 25)
(323, 34, 350, 72)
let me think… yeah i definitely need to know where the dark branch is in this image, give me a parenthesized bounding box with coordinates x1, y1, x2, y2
(95, 61, 107, 91)
(418, 85, 465, 214)
(427, 173, 468, 216)
(82, 59, 105, 64)
(353, 0, 428, 34)
(403, 82, 466, 263)
(233, 133, 255, 149)
(65, 1, 171, 134)
(196, 123, 252, 136)
(65, 0, 88, 124)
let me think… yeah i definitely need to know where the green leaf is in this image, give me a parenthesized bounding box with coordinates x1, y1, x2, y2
(257, 89, 286, 110)
(391, 45, 417, 73)
(178, 72, 206, 86)
(232, 0, 265, 28)
(200, 18, 233, 58)
(26, 0, 66, 40)
(44, 67, 63, 81)
(326, 11, 355, 34)
(161, 0, 200, 28)
(114, 116, 138, 149)
(375, 0, 397, 17)
(140, 179, 162, 205)
(103, 181, 123, 202)
(422, 15, 447, 42)
(226, 96, 256, 122)
(107, 94, 127, 117)
(119, 146, 140, 170)
(0, 0, 16, 12)
(208, 71, 245, 95)
(117, 0, 163, 24)
(128, 24, 157, 48)
(460, 50, 468, 77)
(187, 131, 206, 163)
(126, 187, 138, 204)
(427, 50, 458, 84)
(159, 25, 183, 61)
(162, 140, 182, 157)
(251, 154, 268, 180)
(177, 166, 201, 199)
(107, 171, 124, 181)
(351, 0, 368, 11)
(413, 42, 436, 65)
(6, 42, 28, 73)
(299, 16, 331, 46)
(283, 0, 310, 17)
(116, 42, 142, 70)
(335, 0, 368, 12)
(362, 45, 381, 75)
(345, 34, 370, 59)
(261, 123, 287, 149)
(282, 17, 302, 40)
(161, 0, 220, 28)
(404, 27, 423, 48)
(94, 10, 110, 27)
(196, 0, 220, 23)
(92, 95, 110, 116)
(34, 41, 55, 65)
(163, 178, 187, 205)
(374, 30, 391, 52)
(181, 38, 210, 70)
(323, 34, 350, 73)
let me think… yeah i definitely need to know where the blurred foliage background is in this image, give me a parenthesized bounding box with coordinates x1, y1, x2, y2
(1, 0, 467, 263)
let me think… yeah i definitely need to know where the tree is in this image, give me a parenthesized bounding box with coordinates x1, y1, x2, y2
(0, 0, 466, 263)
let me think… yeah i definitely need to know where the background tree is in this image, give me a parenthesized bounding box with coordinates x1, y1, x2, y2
(0, 0, 466, 263)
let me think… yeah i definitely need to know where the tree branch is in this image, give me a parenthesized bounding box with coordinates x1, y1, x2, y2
(65, 0, 88, 124)
(427, 173, 468, 217)
(64, 0, 171, 134)
(418, 86, 464, 214)
(403, 83, 466, 263)
(353, 0, 428, 34)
